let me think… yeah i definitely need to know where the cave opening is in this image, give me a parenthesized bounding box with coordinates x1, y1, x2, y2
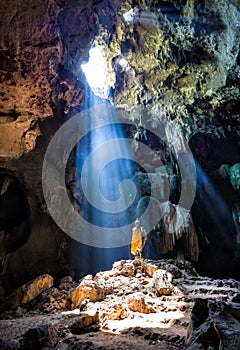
(0, 172, 31, 292)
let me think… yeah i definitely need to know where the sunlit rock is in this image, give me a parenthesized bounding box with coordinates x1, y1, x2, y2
(143, 262, 159, 277)
(3, 274, 53, 310)
(67, 277, 106, 310)
(127, 293, 155, 314)
(153, 269, 173, 296)
(70, 314, 99, 334)
(1, 259, 240, 348)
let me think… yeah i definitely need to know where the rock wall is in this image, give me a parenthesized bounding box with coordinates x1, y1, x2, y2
(0, 0, 239, 292)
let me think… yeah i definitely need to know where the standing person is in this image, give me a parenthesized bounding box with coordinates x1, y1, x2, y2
(131, 218, 147, 259)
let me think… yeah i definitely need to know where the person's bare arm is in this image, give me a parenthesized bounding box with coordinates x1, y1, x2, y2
(143, 228, 147, 246)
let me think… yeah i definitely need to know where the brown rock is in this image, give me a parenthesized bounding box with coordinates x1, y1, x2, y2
(127, 294, 154, 314)
(21, 275, 54, 304)
(4, 274, 54, 310)
(67, 279, 106, 310)
(49, 296, 55, 303)
(112, 260, 126, 271)
(104, 304, 127, 321)
(70, 314, 98, 334)
(143, 263, 159, 277)
(144, 261, 182, 279)
(58, 299, 66, 310)
(51, 289, 61, 299)
(119, 262, 135, 277)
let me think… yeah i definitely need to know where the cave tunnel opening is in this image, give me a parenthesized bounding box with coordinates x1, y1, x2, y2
(0, 172, 31, 288)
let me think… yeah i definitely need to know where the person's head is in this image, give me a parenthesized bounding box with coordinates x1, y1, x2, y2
(135, 218, 140, 227)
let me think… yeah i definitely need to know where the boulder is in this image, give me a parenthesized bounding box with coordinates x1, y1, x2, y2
(153, 269, 173, 296)
(67, 277, 106, 310)
(3, 274, 53, 310)
(70, 314, 98, 334)
(127, 294, 155, 314)
(186, 299, 240, 349)
(143, 263, 159, 277)
(22, 324, 58, 349)
(120, 262, 135, 277)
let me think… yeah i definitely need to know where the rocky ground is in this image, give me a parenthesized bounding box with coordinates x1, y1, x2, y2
(0, 259, 240, 349)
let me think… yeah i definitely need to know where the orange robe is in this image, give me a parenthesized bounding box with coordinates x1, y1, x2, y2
(131, 227, 146, 256)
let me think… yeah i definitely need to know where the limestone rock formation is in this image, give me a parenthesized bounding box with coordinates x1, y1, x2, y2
(3, 274, 53, 310)
(186, 299, 240, 349)
(0, 259, 240, 349)
(0, 0, 239, 295)
(67, 274, 106, 310)
(153, 269, 174, 296)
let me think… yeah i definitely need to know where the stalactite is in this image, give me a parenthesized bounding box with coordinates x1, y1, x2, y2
(157, 201, 199, 261)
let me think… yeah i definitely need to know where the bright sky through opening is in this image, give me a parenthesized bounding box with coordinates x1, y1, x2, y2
(81, 47, 107, 96)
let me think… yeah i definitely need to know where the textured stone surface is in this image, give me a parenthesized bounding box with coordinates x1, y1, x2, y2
(153, 269, 174, 295)
(0, 259, 239, 349)
(70, 314, 99, 334)
(186, 298, 240, 349)
(0, 0, 239, 292)
(67, 275, 106, 310)
(127, 293, 156, 313)
(0, 0, 63, 157)
(3, 274, 53, 310)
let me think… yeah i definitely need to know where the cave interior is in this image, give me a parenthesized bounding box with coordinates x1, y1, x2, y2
(0, 0, 240, 347)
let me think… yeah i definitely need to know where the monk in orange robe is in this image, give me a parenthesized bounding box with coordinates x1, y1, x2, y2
(131, 218, 147, 258)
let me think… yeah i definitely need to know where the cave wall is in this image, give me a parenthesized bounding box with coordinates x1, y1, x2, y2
(190, 132, 240, 278)
(0, 0, 239, 292)
(0, 0, 72, 293)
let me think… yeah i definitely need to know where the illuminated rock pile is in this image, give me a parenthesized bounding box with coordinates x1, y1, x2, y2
(0, 0, 239, 309)
(0, 259, 239, 349)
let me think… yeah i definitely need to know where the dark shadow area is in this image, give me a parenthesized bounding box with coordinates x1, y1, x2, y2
(189, 131, 240, 279)
(0, 173, 31, 277)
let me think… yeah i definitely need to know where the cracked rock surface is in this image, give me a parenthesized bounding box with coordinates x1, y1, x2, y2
(0, 0, 239, 309)
(0, 259, 239, 349)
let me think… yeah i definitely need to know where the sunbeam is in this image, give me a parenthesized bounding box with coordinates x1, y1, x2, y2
(69, 46, 142, 273)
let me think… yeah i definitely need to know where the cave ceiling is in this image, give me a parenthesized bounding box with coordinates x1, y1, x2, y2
(0, 0, 239, 160)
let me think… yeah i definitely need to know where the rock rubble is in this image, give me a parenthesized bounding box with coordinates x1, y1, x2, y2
(0, 259, 239, 349)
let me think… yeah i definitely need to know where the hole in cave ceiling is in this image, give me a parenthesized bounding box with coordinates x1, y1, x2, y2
(81, 46, 109, 99)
